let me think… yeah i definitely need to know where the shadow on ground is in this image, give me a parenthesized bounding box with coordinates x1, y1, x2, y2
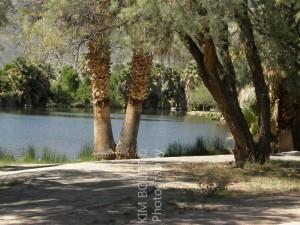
(0, 162, 299, 225)
(0, 165, 58, 172)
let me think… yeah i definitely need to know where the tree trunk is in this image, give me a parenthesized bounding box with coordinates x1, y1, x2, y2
(183, 34, 257, 165)
(116, 51, 152, 159)
(88, 38, 115, 160)
(235, 1, 271, 161)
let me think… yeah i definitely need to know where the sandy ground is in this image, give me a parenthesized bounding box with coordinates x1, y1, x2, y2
(0, 152, 300, 225)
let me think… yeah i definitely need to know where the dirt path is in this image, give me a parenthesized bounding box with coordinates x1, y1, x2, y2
(0, 153, 300, 225)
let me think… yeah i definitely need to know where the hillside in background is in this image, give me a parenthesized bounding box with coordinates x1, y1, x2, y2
(0, 24, 21, 66)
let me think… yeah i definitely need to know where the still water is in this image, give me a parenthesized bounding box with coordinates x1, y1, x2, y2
(0, 108, 231, 158)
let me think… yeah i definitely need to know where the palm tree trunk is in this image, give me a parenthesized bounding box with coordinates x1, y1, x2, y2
(235, 1, 271, 161)
(87, 37, 115, 160)
(116, 51, 152, 159)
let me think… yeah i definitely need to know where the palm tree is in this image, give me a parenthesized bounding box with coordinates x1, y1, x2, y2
(116, 50, 152, 159)
(87, 37, 115, 160)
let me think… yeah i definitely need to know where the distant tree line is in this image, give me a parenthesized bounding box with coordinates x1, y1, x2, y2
(0, 57, 216, 111)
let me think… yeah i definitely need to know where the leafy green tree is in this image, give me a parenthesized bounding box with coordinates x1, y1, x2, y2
(3, 57, 51, 106)
(182, 62, 216, 110)
(76, 76, 91, 106)
(119, 0, 273, 164)
(190, 85, 216, 111)
(59, 65, 80, 93)
(50, 65, 80, 106)
(0, 68, 10, 93)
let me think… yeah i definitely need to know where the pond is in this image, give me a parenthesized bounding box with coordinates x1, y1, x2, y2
(0, 108, 231, 158)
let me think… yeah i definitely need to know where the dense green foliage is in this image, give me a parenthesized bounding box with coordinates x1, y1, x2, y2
(0, 58, 52, 107)
(50, 65, 91, 107)
(108, 62, 217, 111)
(0, 57, 216, 111)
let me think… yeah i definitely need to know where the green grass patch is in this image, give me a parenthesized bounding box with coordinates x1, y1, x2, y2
(77, 143, 94, 161)
(164, 137, 231, 157)
(21, 145, 37, 162)
(0, 143, 97, 165)
(0, 145, 69, 164)
(0, 147, 15, 162)
(40, 147, 68, 163)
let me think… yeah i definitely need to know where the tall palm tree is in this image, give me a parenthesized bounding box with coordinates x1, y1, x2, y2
(87, 36, 115, 160)
(116, 50, 152, 159)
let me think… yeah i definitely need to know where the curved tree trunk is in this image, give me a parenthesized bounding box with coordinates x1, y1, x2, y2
(116, 51, 152, 159)
(235, 1, 271, 162)
(88, 37, 115, 160)
(182, 34, 257, 165)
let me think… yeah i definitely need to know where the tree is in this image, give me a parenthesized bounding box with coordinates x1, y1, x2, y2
(25, 0, 122, 159)
(234, 0, 272, 161)
(248, 0, 299, 151)
(3, 57, 51, 107)
(76, 76, 91, 106)
(50, 65, 80, 106)
(120, 0, 272, 164)
(59, 65, 80, 93)
(116, 50, 153, 159)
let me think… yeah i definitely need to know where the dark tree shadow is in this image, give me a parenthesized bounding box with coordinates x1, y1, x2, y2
(0, 163, 299, 225)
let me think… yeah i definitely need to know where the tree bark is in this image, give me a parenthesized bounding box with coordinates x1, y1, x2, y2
(88, 38, 115, 160)
(116, 100, 143, 159)
(182, 34, 257, 165)
(235, 2, 272, 161)
(116, 51, 152, 159)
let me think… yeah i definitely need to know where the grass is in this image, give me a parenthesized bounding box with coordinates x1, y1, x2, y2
(77, 143, 94, 161)
(0, 145, 69, 164)
(40, 147, 68, 163)
(164, 137, 231, 157)
(21, 145, 36, 162)
(0, 147, 15, 162)
(169, 160, 300, 195)
(0, 144, 95, 165)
